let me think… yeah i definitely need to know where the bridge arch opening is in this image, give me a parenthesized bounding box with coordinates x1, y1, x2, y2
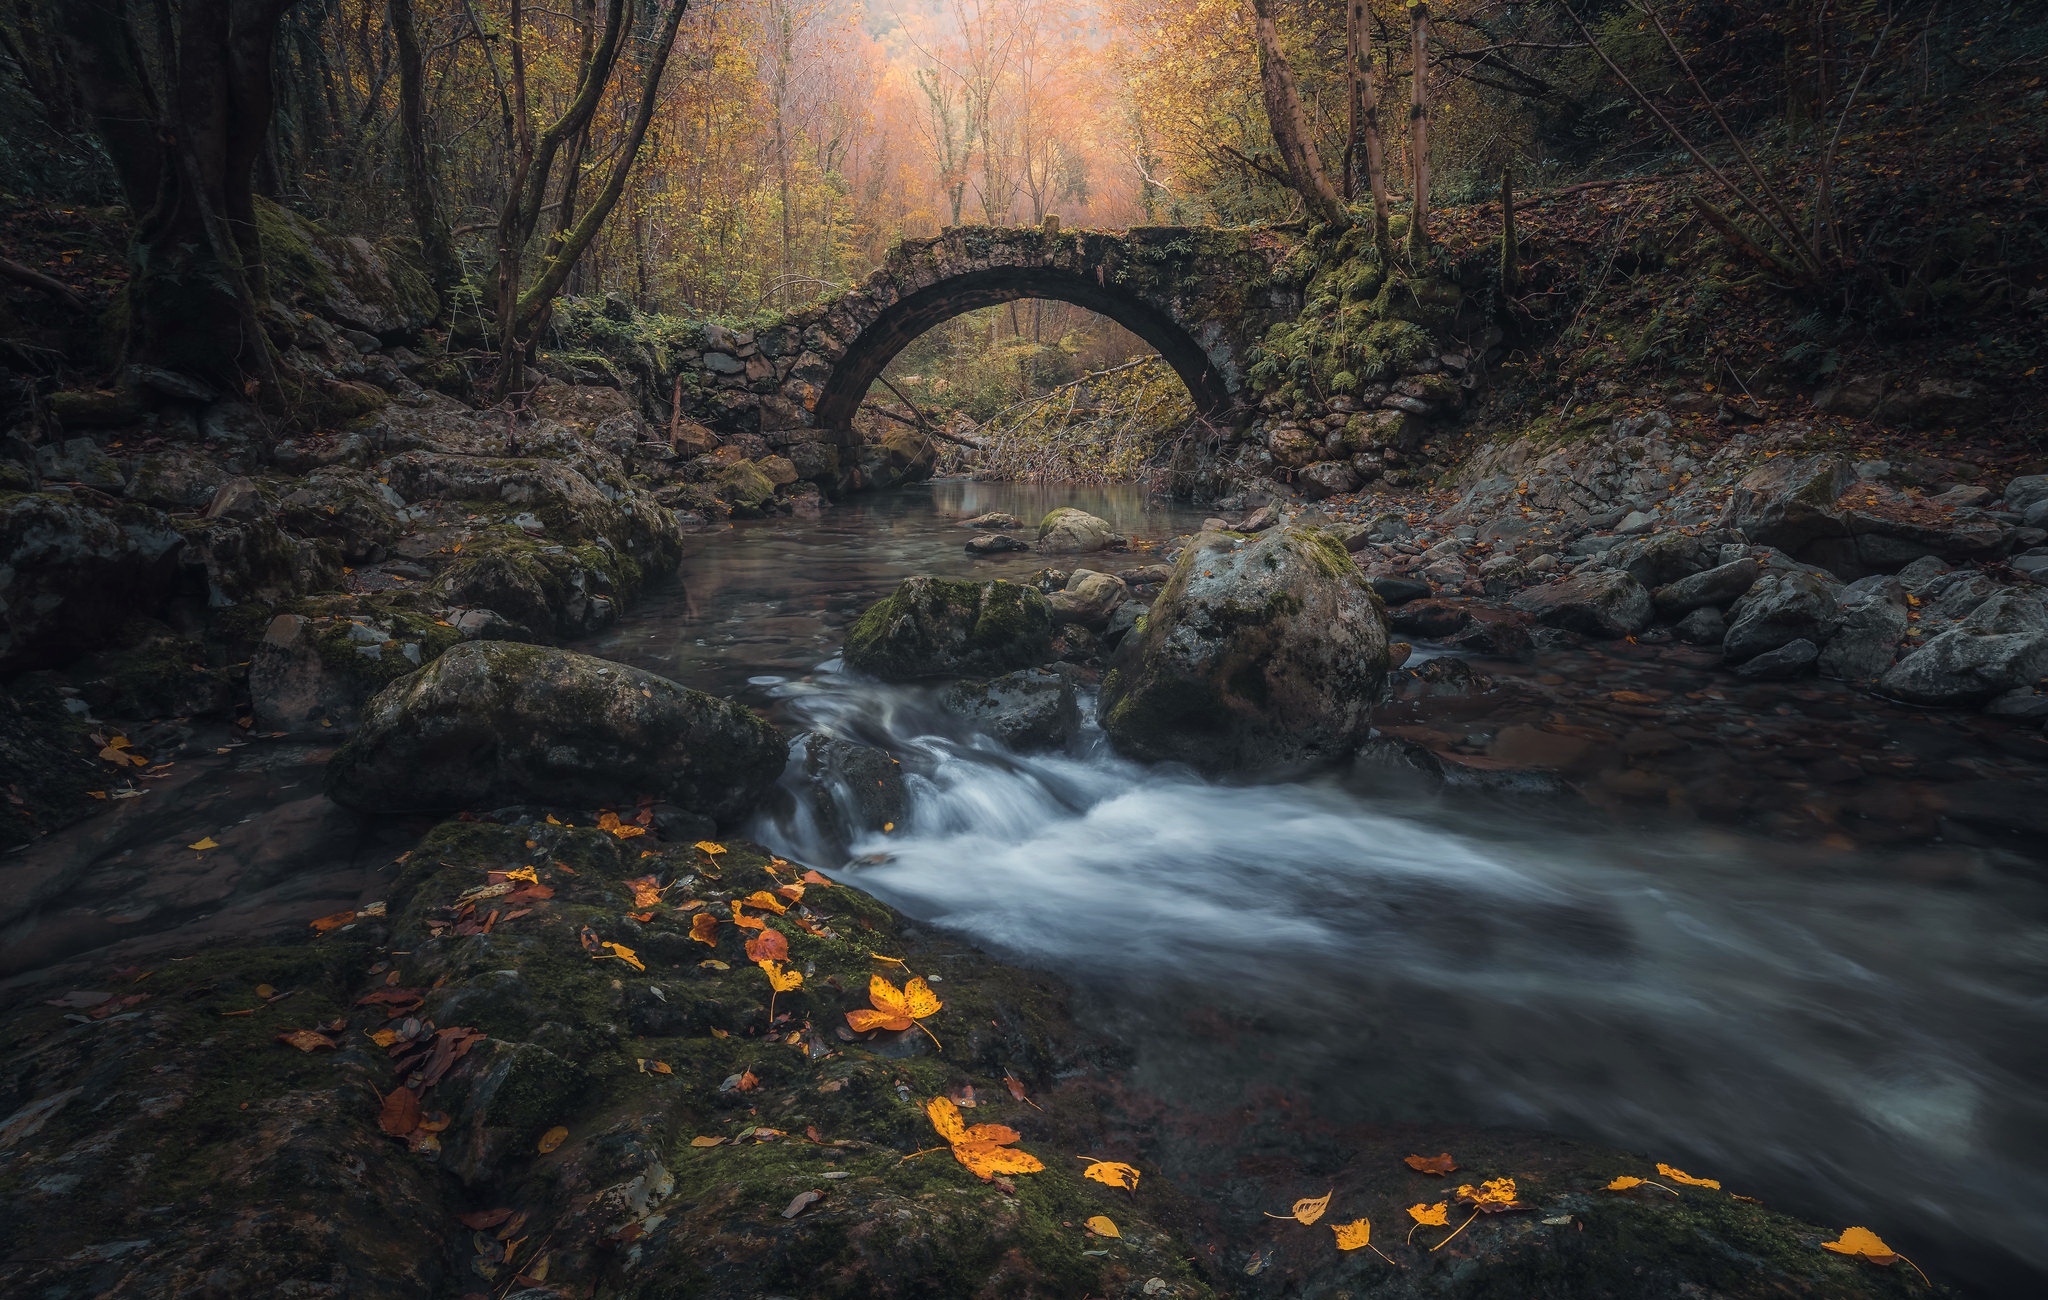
(812, 265, 1232, 437)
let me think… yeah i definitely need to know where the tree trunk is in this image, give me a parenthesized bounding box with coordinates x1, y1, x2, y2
(1499, 165, 1517, 292)
(1247, 0, 1346, 229)
(1406, 0, 1431, 258)
(388, 0, 458, 309)
(1347, 0, 1390, 260)
(56, 0, 289, 397)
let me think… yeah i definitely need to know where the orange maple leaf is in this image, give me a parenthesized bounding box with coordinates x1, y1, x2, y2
(925, 1096, 1042, 1180)
(845, 974, 943, 1046)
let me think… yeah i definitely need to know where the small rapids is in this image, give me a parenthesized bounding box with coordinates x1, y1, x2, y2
(753, 666, 2048, 1294)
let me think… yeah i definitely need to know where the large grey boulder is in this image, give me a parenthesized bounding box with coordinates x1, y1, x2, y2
(790, 732, 907, 848)
(1722, 455, 1856, 552)
(1602, 531, 1718, 588)
(327, 642, 786, 821)
(1036, 508, 1122, 554)
(1652, 558, 1760, 617)
(1044, 570, 1128, 629)
(1818, 590, 1909, 681)
(0, 492, 184, 675)
(2004, 475, 2048, 513)
(1510, 570, 1653, 639)
(942, 666, 1083, 752)
(1723, 567, 1842, 661)
(1098, 525, 1390, 772)
(842, 576, 1053, 681)
(1879, 629, 2048, 706)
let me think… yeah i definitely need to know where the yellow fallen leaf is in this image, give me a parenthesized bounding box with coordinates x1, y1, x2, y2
(1264, 1190, 1332, 1226)
(537, 1126, 568, 1153)
(1331, 1218, 1372, 1250)
(924, 1096, 1043, 1180)
(1085, 1214, 1120, 1238)
(759, 959, 803, 992)
(596, 811, 647, 839)
(691, 912, 721, 946)
(367, 1028, 400, 1047)
(1656, 1163, 1721, 1189)
(188, 837, 220, 851)
(1407, 1202, 1449, 1226)
(505, 865, 539, 884)
(846, 975, 943, 1046)
(690, 1135, 726, 1147)
(1605, 1176, 1645, 1191)
(1079, 1158, 1141, 1190)
(595, 941, 645, 972)
(1822, 1226, 1894, 1261)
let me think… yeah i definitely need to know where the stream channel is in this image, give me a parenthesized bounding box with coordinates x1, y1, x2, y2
(592, 480, 2048, 1297)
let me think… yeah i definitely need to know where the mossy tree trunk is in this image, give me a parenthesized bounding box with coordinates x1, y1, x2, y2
(1405, 1, 1431, 259)
(1248, 0, 1347, 230)
(54, 0, 290, 398)
(1345, 0, 1391, 261)
(388, 0, 459, 313)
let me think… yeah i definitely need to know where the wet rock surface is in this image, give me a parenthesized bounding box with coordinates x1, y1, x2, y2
(1099, 524, 1391, 772)
(0, 822, 1925, 1300)
(327, 642, 787, 822)
(843, 576, 1054, 681)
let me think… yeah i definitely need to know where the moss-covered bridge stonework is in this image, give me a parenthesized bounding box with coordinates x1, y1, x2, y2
(678, 226, 1299, 452)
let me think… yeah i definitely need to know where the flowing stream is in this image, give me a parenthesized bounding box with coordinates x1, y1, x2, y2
(593, 481, 2048, 1297)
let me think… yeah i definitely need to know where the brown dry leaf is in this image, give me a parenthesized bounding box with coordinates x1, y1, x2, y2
(596, 811, 647, 840)
(1656, 1163, 1721, 1189)
(1079, 1158, 1141, 1191)
(379, 1086, 422, 1137)
(254, 984, 276, 1000)
(690, 912, 721, 946)
(690, 1135, 726, 1147)
(925, 1096, 1044, 1180)
(1407, 1202, 1449, 1226)
(774, 883, 805, 903)
(1263, 1191, 1332, 1226)
(275, 1029, 337, 1052)
(638, 1059, 674, 1075)
(782, 1189, 824, 1219)
(1331, 1219, 1372, 1251)
(1455, 1178, 1529, 1212)
(536, 1126, 569, 1154)
(1405, 1152, 1458, 1176)
(457, 1208, 514, 1230)
(1085, 1214, 1120, 1238)
(625, 875, 663, 909)
(745, 928, 789, 964)
(801, 869, 833, 886)
(736, 1069, 759, 1092)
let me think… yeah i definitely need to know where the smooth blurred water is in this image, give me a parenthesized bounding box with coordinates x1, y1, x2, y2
(752, 669, 2048, 1295)
(601, 481, 2048, 1296)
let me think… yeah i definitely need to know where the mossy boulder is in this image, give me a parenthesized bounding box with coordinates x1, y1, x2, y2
(1098, 524, 1390, 773)
(843, 576, 1053, 682)
(717, 459, 777, 514)
(327, 641, 787, 822)
(435, 528, 644, 638)
(0, 491, 185, 675)
(1036, 507, 1122, 554)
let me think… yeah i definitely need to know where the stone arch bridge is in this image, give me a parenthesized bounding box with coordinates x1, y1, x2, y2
(663, 225, 1300, 486)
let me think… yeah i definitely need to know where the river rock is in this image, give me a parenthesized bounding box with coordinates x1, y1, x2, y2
(1370, 576, 1432, 606)
(327, 642, 787, 821)
(1722, 567, 1842, 662)
(1723, 454, 1856, 551)
(1603, 531, 1717, 587)
(2004, 475, 2048, 513)
(942, 665, 1083, 752)
(1733, 637, 1820, 680)
(842, 576, 1053, 681)
(1098, 524, 1389, 772)
(1675, 606, 1726, 645)
(1817, 590, 1909, 681)
(960, 512, 1022, 529)
(964, 533, 1028, 555)
(1510, 570, 1653, 639)
(1036, 507, 1122, 554)
(1296, 460, 1359, 499)
(1044, 569, 1127, 629)
(0, 491, 184, 675)
(1653, 557, 1760, 616)
(277, 466, 408, 563)
(1878, 628, 2048, 706)
(791, 732, 907, 847)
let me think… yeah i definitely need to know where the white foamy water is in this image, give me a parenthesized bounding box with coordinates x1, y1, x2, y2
(756, 667, 2048, 1293)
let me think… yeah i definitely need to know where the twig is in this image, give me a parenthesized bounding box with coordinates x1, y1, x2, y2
(0, 257, 90, 314)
